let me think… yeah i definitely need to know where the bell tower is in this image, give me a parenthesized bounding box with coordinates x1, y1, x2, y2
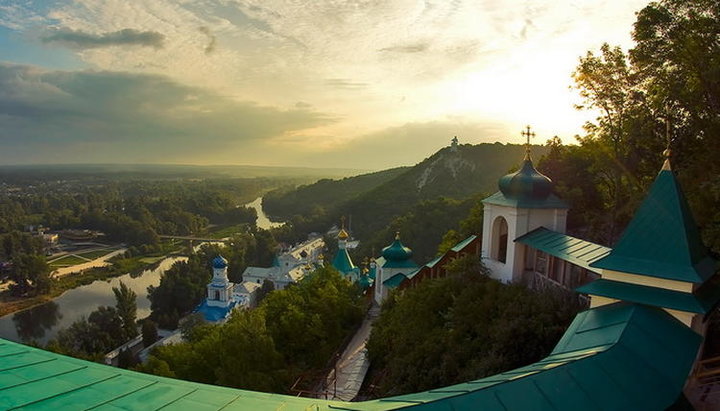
(481, 126, 568, 283)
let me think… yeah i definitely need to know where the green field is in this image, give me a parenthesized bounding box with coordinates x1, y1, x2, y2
(207, 224, 249, 239)
(49, 254, 90, 266)
(76, 249, 113, 260)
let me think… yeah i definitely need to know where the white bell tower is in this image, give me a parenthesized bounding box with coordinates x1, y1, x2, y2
(207, 255, 234, 307)
(481, 126, 568, 283)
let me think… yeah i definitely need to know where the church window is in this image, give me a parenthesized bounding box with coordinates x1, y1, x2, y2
(214, 290, 220, 300)
(491, 216, 509, 263)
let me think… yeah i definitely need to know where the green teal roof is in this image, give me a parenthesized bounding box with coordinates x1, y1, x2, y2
(577, 279, 713, 314)
(450, 235, 477, 253)
(382, 273, 407, 289)
(382, 237, 414, 265)
(358, 274, 373, 290)
(515, 228, 610, 273)
(348, 303, 700, 411)
(332, 248, 357, 275)
(498, 156, 555, 200)
(424, 256, 442, 269)
(590, 169, 716, 283)
(0, 302, 699, 410)
(482, 191, 568, 209)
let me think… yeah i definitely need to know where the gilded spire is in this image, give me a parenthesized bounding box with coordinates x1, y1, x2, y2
(338, 216, 349, 240)
(395, 231, 400, 240)
(521, 125, 535, 160)
(662, 118, 672, 171)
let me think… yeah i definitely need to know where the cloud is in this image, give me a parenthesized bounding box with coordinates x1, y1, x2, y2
(379, 42, 430, 54)
(198, 26, 217, 54)
(0, 63, 334, 164)
(324, 78, 367, 89)
(42, 28, 165, 49)
(299, 119, 512, 170)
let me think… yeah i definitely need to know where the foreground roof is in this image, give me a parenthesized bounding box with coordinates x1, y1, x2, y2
(577, 277, 720, 315)
(590, 168, 716, 283)
(0, 302, 699, 410)
(515, 227, 610, 273)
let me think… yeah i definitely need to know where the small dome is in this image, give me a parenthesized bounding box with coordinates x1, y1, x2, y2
(212, 255, 228, 269)
(498, 157, 553, 201)
(382, 234, 413, 262)
(338, 228, 349, 240)
(358, 274, 373, 290)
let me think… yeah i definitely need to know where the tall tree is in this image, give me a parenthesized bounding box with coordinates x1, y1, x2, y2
(572, 44, 658, 243)
(113, 281, 138, 339)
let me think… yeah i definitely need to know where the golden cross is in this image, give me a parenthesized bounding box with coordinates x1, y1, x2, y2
(340, 215, 346, 229)
(521, 125, 535, 146)
(521, 125, 535, 157)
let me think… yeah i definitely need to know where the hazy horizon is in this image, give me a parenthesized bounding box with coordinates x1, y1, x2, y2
(0, 1, 650, 169)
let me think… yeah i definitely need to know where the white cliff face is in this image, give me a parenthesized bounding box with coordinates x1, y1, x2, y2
(415, 149, 475, 191)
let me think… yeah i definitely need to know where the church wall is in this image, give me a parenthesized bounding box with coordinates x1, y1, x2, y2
(482, 203, 567, 284)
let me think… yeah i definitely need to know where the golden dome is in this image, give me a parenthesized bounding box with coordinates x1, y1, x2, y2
(338, 228, 350, 240)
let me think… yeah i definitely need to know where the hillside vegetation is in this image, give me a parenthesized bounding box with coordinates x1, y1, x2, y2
(267, 143, 547, 263)
(263, 167, 409, 219)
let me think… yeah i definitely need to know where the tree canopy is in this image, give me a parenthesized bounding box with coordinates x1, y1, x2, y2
(138, 266, 364, 393)
(366, 265, 581, 397)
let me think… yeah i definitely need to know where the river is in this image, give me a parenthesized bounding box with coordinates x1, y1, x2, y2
(246, 196, 284, 230)
(0, 256, 186, 345)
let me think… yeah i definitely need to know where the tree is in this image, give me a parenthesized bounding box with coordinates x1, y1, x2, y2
(8, 253, 51, 296)
(366, 273, 581, 397)
(139, 266, 364, 393)
(142, 319, 159, 348)
(630, 0, 720, 251)
(113, 281, 138, 339)
(117, 347, 138, 369)
(255, 279, 275, 305)
(49, 305, 125, 359)
(148, 256, 210, 329)
(572, 44, 658, 243)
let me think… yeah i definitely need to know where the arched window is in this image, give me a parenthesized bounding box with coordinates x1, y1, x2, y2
(491, 216, 509, 263)
(214, 290, 220, 300)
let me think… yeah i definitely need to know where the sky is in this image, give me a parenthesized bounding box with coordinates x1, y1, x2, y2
(0, 0, 650, 170)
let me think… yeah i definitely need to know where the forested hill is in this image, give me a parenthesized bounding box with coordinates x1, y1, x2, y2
(263, 167, 409, 219)
(342, 143, 547, 244)
(266, 142, 547, 262)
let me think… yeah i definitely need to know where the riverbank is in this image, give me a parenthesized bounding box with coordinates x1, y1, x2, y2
(0, 254, 170, 317)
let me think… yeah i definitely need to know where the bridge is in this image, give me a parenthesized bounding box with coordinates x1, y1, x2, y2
(159, 235, 230, 242)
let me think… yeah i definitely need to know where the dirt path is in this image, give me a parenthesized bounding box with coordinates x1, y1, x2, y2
(51, 248, 128, 278)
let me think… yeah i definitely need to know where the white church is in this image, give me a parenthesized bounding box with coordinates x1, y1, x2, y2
(195, 255, 261, 322)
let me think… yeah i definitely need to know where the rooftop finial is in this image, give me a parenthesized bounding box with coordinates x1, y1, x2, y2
(395, 231, 400, 240)
(338, 216, 349, 240)
(521, 125, 535, 160)
(662, 117, 672, 171)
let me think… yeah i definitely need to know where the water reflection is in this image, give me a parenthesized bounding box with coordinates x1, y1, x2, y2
(0, 256, 185, 344)
(12, 301, 61, 342)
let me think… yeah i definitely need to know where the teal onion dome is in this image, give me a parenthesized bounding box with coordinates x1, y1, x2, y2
(358, 274, 372, 290)
(382, 234, 413, 262)
(212, 255, 228, 269)
(498, 157, 553, 201)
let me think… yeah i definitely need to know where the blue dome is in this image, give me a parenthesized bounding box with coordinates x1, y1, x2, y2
(498, 157, 553, 201)
(212, 255, 228, 269)
(382, 237, 413, 262)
